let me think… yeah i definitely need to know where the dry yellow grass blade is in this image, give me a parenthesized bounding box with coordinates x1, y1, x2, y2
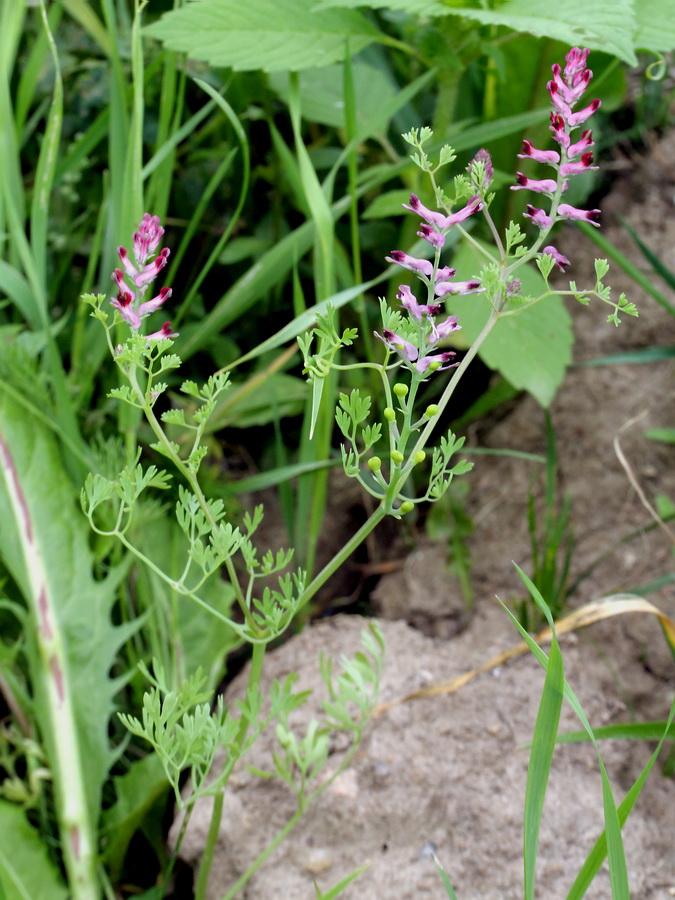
(374, 594, 675, 716)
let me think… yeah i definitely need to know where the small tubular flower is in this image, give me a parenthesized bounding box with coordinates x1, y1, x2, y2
(146, 322, 178, 341)
(403, 194, 483, 230)
(518, 140, 560, 165)
(557, 203, 601, 225)
(429, 315, 461, 342)
(138, 286, 172, 317)
(524, 206, 553, 229)
(111, 290, 141, 329)
(386, 250, 434, 279)
(397, 285, 441, 320)
(417, 223, 446, 249)
(434, 280, 484, 297)
(511, 173, 559, 194)
(567, 130, 594, 158)
(542, 246, 571, 271)
(374, 328, 418, 362)
(560, 152, 597, 177)
(416, 351, 458, 374)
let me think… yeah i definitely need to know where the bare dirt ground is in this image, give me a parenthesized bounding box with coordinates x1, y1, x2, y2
(174, 133, 675, 899)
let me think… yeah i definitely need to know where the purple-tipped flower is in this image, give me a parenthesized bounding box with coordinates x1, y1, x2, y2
(429, 315, 461, 342)
(111, 289, 142, 329)
(511, 173, 559, 195)
(560, 151, 597, 177)
(524, 206, 553, 229)
(542, 246, 571, 271)
(397, 285, 442, 320)
(434, 279, 485, 298)
(374, 328, 418, 363)
(518, 140, 560, 166)
(417, 223, 446, 249)
(416, 351, 458, 374)
(557, 203, 601, 225)
(403, 194, 483, 230)
(111, 214, 177, 336)
(146, 321, 179, 341)
(567, 130, 594, 158)
(386, 250, 434, 279)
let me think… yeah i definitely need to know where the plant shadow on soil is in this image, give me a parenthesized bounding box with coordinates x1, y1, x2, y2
(171, 132, 675, 899)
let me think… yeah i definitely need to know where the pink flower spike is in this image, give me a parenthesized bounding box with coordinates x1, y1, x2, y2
(374, 329, 418, 363)
(557, 203, 601, 225)
(417, 223, 446, 249)
(111, 290, 141, 329)
(416, 351, 458, 374)
(567, 98, 601, 128)
(550, 62, 590, 105)
(146, 321, 178, 341)
(386, 251, 434, 279)
(139, 286, 172, 317)
(397, 285, 441, 320)
(511, 173, 558, 194)
(560, 151, 597, 177)
(567, 130, 594, 158)
(518, 140, 560, 165)
(434, 280, 484, 298)
(542, 246, 571, 271)
(524, 205, 553, 229)
(430, 315, 461, 342)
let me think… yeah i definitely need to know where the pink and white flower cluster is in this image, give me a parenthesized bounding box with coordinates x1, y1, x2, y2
(513, 47, 602, 270)
(111, 214, 177, 340)
(376, 193, 486, 374)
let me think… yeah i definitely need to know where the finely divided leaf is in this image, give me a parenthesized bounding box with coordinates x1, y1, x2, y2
(145, 0, 382, 72)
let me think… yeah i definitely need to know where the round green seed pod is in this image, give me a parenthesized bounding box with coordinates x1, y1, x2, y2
(391, 450, 404, 465)
(424, 404, 439, 418)
(412, 450, 426, 465)
(368, 456, 382, 472)
(393, 382, 409, 398)
(400, 500, 415, 514)
(384, 407, 396, 422)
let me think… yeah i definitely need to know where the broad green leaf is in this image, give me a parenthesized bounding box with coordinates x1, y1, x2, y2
(0, 800, 68, 900)
(446, 242, 572, 407)
(436, 0, 637, 65)
(633, 0, 675, 52)
(145, 0, 382, 72)
(319, 0, 638, 63)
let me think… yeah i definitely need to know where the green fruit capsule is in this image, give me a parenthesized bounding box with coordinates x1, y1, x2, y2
(384, 407, 396, 422)
(393, 382, 409, 399)
(412, 450, 426, 465)
(368, 456, 382, 472)
(399, 501, 415, 514)
(424, 404, 439, 418)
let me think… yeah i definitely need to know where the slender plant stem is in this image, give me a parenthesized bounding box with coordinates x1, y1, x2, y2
(194, 642, 267, 900)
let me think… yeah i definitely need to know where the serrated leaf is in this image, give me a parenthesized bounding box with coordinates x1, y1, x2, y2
(145, 0, 382, 72)
(447, 242, 572, 407)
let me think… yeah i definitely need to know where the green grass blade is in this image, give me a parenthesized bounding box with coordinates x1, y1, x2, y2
(566, 696, 675, 900)
(523, 626, 564, 898)
(508, 566, 629, 899)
